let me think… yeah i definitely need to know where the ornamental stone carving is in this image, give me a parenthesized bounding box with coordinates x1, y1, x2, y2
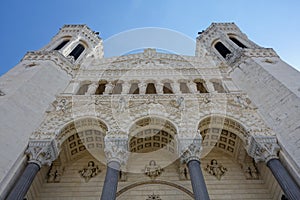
(25, 140, 58, 167)
(104, 135, 129, 166)
(247, 136, 280, 163)
(79, 161, 101, 182)
(205, 159, 227, 180)
(178, 134, 203, 163)
(144, 160, 163, 180)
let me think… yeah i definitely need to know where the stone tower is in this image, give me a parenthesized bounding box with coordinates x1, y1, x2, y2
(0, 23, 299, 200)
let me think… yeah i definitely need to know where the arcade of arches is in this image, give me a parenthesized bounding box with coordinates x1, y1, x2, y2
(20, 116, 286, 200)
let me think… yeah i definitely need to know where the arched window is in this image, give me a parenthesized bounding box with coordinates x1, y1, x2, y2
(194, 80, 208, 93)
(77, 83, 89, 95)
(229, 37, 247, 48)
(69, 44, 85, 60)
(54, 40, 69, 50)
(112, 83, 122, 94)
(180, 82, 190, 93)
(212, 81, 226, 93)
(163, 83, 173, 94)
(95, 81, 106, 95)
(214, 42, 231, 58)
(129, 83, 139, 94)
(146, 83, 157, 94)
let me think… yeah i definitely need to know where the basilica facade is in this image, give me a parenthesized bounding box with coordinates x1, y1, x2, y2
(0, 23, 300, 200)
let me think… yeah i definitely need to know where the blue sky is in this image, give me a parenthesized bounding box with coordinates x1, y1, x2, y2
(1, 0, 300, 75)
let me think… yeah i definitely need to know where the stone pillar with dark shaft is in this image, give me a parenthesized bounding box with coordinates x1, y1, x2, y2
(248, 136, 300, 200)
(179, 135, 210, 200)
(101, 134, 128, 200)
(5, 140, 58, 200)
(6, 163, 40, 200)
(267, 158, 300, 200)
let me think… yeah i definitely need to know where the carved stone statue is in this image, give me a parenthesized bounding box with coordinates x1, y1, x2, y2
(188, 81, 198, 94)
(79, 161, 101, 182)
(144, 160, 163, 180)
(205, 159, 227, 180)
(179, 165, 190, 180)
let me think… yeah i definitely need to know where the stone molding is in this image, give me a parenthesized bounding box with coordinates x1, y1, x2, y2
(104, 134, 129, 166)
(178, 134, 203, 163)
(25, 140, 59, 167)
(247, 135, 280, 163)
(22, 50, 78, 77)
(226, 48, 279, 68)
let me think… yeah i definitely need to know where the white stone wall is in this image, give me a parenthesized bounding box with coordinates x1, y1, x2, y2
(0, 61, 71, 197)
(230, 57, 300, 184)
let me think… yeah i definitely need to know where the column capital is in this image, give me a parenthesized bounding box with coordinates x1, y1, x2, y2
(25, 140, 59, 168)
(247, 136, 280, 163)
(178, 135, 203, 164)
(104, 135, 129, 166)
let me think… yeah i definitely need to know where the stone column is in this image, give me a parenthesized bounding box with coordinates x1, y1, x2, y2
(205, 81, 216, 93)
(104, 81, 114, 95)
(85, 82, 98, 95)
(121, 82, 130, 95)
(155, 82, 164, 94)
(179, 135, 210, 200)
(101, 134, 129, 200)
(6, 140, 58, 200)
(172, 82, 181, 94)
(248, 136, 300, 200)
(187, 81, 198, 94)
(138, 82, 147, 94)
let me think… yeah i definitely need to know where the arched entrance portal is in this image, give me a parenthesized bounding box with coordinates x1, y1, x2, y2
(127, 117, 178, 174)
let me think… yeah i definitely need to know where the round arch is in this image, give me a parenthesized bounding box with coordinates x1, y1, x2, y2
(116, 180, 193, 198)
(126, 116, 179, 173)
(54, 117, 109, 163)
(55, 116, 109, 147)
(197, 115, 248, 159)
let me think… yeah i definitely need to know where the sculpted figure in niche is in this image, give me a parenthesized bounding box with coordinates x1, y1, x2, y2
(179, 165, 190, 180)
(118, 97, 126, 112)
(79, 161, 101, 182)
(205, 159, 227, 180)
(144, 160, 163, 180)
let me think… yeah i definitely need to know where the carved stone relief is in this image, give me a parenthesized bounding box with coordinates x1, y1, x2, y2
(179, 164, 190, 180)
(146, 193, 162, 200)
(79, 161, 101, 182)
(205, 159, 227, 180)
(144, 160, 163, 180)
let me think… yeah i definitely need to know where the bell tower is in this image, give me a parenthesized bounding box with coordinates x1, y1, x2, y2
(0, 24, 102, 197)
(197, 22, 300, 186)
